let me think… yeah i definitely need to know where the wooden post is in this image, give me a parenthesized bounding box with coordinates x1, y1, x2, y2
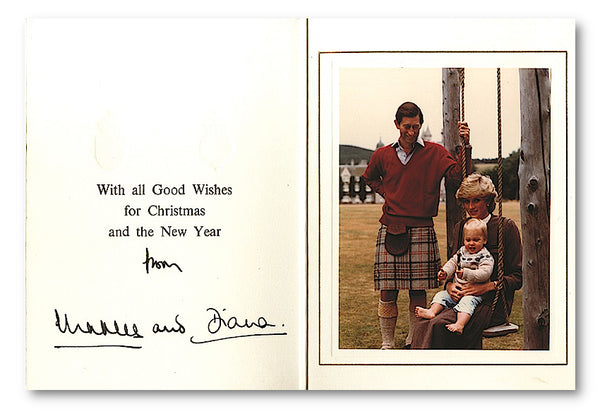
(442, 68, 462, 259)
(519, 68, 551, 350)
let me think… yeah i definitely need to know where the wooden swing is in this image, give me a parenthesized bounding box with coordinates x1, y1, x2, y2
(458, 68, 518, 338)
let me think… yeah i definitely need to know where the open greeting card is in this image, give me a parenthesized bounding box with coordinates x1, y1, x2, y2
(26, 18, 575, 390)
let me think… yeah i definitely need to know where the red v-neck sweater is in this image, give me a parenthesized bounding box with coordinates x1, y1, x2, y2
(362, 141, 472, 227)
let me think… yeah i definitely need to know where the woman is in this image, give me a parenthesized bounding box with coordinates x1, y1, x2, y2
(411, 173, 523, 349)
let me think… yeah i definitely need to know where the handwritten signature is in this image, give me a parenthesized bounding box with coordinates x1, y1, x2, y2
(205, 307, 276, 333)
(191, 308, 286, 344)
(53, 308, 287, 348)
(142, 247, 182, 274)
(54, 309, 143, 340)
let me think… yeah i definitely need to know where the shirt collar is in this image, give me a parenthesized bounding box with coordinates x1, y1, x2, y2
(481, 214, 492, 224)
(392, 136, 425, 151)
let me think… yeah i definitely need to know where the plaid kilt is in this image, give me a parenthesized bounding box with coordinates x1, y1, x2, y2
(374, 225, 441, 290)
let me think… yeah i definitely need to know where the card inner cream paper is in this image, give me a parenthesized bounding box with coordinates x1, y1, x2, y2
(26, 18, 306, 390)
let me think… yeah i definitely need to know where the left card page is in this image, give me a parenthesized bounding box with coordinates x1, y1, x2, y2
(26, 18, 306, 390)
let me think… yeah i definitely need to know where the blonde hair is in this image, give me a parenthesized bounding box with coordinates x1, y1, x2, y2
(455, 173, 498, 213)
(463, 218, 488, 241)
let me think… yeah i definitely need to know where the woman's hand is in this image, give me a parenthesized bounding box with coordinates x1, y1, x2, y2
(446, 281, 463, 302)
(459, 281, 496, 297)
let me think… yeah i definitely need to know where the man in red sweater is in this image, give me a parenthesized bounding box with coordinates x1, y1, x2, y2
(362, 101, 472, 349)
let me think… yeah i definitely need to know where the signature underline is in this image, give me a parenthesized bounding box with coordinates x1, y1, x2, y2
(54, 332, 288, 348)
(190, 332, 288, 344)
(54, 344, 142, 349)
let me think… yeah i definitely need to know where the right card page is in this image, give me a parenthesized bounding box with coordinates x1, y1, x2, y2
(307, 18, 575, 390)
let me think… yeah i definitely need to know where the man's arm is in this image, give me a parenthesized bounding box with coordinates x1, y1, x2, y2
(444, 122, 473, 185)
(361, 150, 384, 197)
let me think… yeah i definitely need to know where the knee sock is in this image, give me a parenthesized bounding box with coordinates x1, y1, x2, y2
(406, 290, 427, 346)
(378, 299, 398, 350)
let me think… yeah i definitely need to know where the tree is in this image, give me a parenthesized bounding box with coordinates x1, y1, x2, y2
(359, 177, 367, 202)
(478, 149, 521, 200)
(349, 176, 356, 198)
(519, 68, 550, 350)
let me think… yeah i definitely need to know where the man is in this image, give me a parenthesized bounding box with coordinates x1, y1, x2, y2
(362, 101, 472, 349)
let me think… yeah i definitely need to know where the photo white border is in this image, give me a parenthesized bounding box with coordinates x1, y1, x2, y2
(317, 51, 569, 366)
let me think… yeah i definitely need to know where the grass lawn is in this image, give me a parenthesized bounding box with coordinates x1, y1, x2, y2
(339, 201, 523, 349)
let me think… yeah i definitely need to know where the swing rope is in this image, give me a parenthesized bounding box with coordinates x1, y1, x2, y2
(457, 68, 514, 337)
(459, 68, 467, 181)
(490, 68, 509, 324)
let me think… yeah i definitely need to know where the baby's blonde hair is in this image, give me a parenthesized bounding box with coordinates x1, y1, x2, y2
(463, 218, 488, 242)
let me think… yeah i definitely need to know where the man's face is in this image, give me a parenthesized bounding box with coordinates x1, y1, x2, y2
(395, 115, 421, 149)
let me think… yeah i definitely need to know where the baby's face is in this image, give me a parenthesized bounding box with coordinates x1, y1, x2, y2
(463, 229, 486, 254)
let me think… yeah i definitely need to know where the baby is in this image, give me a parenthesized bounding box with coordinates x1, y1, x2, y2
(415, 218, 494, 334)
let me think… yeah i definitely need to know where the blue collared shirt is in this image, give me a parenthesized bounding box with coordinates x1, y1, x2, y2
(393, 136, 425, 165)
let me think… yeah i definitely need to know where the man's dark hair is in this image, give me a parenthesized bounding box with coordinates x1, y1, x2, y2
(395, 101, 424, 125)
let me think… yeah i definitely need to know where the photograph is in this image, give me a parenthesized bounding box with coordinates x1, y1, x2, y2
(315, 53, 567, 368)
(338, 66, 536, 351)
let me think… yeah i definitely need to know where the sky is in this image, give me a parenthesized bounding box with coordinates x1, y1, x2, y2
(339, 67, 521, 159)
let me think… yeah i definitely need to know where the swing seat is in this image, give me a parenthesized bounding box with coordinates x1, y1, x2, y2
(482, 322, 519, 338)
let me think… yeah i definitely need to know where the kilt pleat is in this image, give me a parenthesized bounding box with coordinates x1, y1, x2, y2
(374, 225, 441, 290)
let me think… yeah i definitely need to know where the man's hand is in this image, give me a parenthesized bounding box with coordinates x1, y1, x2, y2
(458, 121, 470, 145)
